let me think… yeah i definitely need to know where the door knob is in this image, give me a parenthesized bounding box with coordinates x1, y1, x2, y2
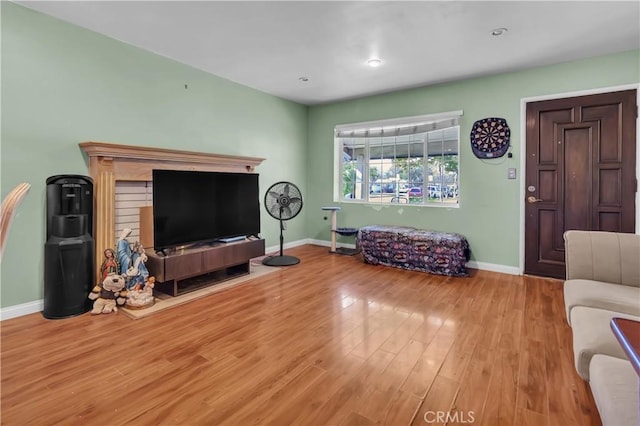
(527, 196, 543, 203)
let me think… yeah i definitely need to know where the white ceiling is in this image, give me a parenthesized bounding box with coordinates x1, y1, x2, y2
(15, 1, 640, 105)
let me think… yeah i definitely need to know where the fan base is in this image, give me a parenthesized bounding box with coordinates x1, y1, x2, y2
(262, 255, 300, 267)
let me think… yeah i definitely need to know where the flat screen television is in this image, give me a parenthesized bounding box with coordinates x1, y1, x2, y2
(152, 169, 260, 251)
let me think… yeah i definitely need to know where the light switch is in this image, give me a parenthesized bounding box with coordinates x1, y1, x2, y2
(508, 168, 517, 179)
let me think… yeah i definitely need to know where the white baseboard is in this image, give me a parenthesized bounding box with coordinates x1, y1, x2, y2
(264, 238, 313, 255)
(466, 260, 520, 276)
(1, 240, 519, 321)
(0, 299, 43, 321)
(309, 239, 356, 249)
(310, 238, 520, 275)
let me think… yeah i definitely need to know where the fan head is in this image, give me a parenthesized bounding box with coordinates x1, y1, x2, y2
(264, 182, 303, 220)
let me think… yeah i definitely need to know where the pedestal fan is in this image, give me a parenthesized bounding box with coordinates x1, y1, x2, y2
(262, 181, 303, 266)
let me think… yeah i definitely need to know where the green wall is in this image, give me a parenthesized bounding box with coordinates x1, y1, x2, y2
(306, 50, 639, 268)
(0, 3, 308, 308)
(1, 1, 638, 311)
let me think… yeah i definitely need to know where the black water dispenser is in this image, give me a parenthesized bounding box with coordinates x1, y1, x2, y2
(43, 175, 94, 319)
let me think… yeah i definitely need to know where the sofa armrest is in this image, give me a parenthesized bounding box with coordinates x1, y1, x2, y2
(564, 230, 640, 286)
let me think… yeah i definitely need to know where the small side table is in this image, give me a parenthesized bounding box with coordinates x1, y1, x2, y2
(611, 317, 640, 422)
(611, 318, 640, 376)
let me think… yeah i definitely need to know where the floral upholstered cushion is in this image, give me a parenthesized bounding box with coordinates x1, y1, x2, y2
(357, 225, 470, 277)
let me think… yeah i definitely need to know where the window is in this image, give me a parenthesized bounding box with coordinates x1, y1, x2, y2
(336, 111, 461, 206)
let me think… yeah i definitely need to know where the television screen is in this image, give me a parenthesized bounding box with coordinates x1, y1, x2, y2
(152, 170, 260, 250)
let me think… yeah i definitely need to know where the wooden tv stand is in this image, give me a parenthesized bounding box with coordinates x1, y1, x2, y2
(145, 238, 265, 297)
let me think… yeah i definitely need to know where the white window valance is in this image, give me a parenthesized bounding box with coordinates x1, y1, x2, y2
(334, 110, 463, 138)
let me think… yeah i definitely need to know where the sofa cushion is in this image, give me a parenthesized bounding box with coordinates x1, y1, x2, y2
(570, 306, 640, 380)
(564, 230, 640, 286)
(564, 279, 640, 325)
(589, 354, 639, 426)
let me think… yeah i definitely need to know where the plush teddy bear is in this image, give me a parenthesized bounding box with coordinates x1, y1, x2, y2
(89, 273, 128, 315)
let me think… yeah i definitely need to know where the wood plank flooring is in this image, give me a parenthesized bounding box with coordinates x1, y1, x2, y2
(0, 244, 601, 425)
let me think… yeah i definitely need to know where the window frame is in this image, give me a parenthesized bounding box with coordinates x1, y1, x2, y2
(334, 110, 463, 207)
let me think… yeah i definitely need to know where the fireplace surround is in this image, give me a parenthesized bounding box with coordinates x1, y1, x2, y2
(79, 141, 265, 281)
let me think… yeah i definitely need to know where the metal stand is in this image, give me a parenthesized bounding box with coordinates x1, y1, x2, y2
(262, 212, 300, 266)
(262, 254, 300, 266)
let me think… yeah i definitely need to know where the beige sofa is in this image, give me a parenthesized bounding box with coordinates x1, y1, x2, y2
(563, 230, 640, 426)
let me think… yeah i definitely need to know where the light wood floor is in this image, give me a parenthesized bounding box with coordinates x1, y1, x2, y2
(1, 244, 600, 425)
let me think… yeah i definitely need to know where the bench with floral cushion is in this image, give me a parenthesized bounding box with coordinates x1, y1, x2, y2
(357, 225, 470, 277)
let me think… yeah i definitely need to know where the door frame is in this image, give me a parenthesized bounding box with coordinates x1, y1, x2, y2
(519, 83, 640, 275)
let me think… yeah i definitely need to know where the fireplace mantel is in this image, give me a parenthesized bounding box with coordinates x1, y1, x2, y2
(79, 141, 265, 280)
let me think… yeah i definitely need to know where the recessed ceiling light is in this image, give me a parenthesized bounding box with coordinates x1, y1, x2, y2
(367, 58, 382, 68)
(298, 77, 309, 82)
(491, 28, 508, 36)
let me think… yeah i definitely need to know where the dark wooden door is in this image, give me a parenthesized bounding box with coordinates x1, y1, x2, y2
(525, 89, 637, 278)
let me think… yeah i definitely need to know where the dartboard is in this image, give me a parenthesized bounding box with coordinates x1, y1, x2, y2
(470, 117, 510, 159)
